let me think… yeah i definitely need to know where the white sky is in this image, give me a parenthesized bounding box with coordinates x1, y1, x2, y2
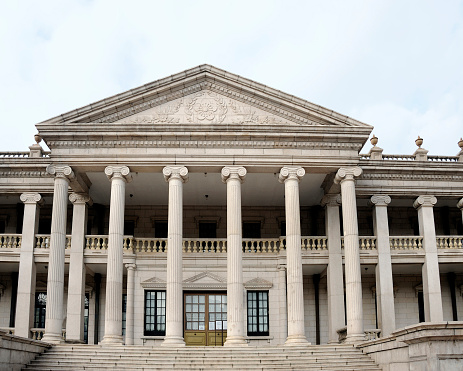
(1, 0, 462, 155)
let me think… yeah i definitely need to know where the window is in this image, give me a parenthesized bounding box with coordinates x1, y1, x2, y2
(418, 291, 425, 323)
(199, 222, 217, 238)
(144, 291, 166, 336)
(124, 221, 135, 236)
(84, 294, 89, 343)
(34, 292, 47, 328)
(247, 291, 269, 336)
(154, 221, 168, 238)
(122, 294, 127, 336)
(243, 222, 261, 238)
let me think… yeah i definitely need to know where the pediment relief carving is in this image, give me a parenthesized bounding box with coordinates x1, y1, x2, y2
(141, 276, 167, 289)
(244, 277, 273, 289)
(118, 90, 293, 127)
(183, 271, 227, 289)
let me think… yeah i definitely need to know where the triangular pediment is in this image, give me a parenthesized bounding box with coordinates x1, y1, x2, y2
(141, 276, 167, 288)
(183, 272, 227, 289)
(244, 277, 273, 289)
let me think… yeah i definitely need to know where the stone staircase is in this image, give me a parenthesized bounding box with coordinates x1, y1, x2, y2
(23, 344, 381, 370)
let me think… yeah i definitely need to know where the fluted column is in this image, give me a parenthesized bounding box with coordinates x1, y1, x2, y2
(102, 166, 132, 345)
(370, 195, 396, 337)
(125, 263, 136, 345)
(279, 166, 309, 345)
(458, 199, 463, 227)
(321, 194, 345, 343)
(414, 195, 443, 322)
(15, 193, 43, 338)
(277, 265, 288, 343)
(334, 167, 364, 343)
(222, 166, 247, 346)
(42, 165, 74, 344)
(66, 193, 92, 343)
(161, 166, 188, 347)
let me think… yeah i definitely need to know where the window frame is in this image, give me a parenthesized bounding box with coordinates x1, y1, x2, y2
(34, 292, 47, 328)
(247, 290, 269, 336)
(144, 290, 166, 336)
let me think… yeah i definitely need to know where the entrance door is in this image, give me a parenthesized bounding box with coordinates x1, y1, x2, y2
(184, 293, 227, 346)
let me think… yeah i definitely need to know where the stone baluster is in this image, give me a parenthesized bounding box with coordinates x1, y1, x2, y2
(125, 263, 136, 345)
(334, 167, 364, 343)
(414, 195, 443, 322)
(15, 193, 43, 338)
(42, 165, 74, 344)
(222, 166, 248, 346)
(101, 166, 132, 345)
(370, 195, 396, 337)
(279, 166, 309, 345)
(66, 193, 92, 343)
(161, 166, 188, 347)
(321, 194, 345, 343)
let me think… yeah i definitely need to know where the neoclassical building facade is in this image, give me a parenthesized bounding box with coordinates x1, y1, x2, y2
(0, 65, 462, 352)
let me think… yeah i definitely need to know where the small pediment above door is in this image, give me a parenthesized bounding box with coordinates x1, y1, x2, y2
(141, 276, 167, 289)
(244, 277, 273, 289)
(183, 272, 227, 290)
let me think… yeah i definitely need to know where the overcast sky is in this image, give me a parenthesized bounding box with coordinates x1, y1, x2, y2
(1, 0, 462, 156)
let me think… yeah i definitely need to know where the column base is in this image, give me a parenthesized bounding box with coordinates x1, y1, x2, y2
(100, 335, 124, 346)
(345, 333, 365, 344)
(284, 335, 310, 346)
(161, 336, 186, 347)
(224, 336, 248, 347)
(41, 332, 64, 344)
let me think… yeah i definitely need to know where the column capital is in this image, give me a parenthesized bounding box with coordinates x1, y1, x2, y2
(221, 166, 246, 183)
(321, 194, 341, 207)
(370, 195, 391, 206)
(413, 195, 437, 209)
(69, 193, 93, 206)
(20, 192, 44, 205)
(46, 164, 75, 181)
(334, 167, 362, 184)
(105, 166, 132, 183)
(163, 166, 188, 183)
(125, 263, 137, 271)
(278, 167, 305, 183)
(457, 198, 463, 209)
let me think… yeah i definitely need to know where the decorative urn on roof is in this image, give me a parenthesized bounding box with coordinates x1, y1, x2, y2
(415, 136, 423, 148)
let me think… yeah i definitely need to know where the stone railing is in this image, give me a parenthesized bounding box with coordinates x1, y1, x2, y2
(132, 238, 167, 253)
(35, 235, 72, 249)
(389, 236, 423, 250)
(341, 236, 377, 250)
(243, 238, 282, 253)
(0, 327, 14, 335)
(301, 236, 328, 251)
(436, 236, 463, 249)
(0, 234, 22, 249)
(360, 153, 460, 162)
(337, 326, 381, 342)
(382, 154, 415, 161)
(183, 238, 227, 253)
(84, 235, 133, 250)
(0, 151, 51, 158)
(30, 328, 65, 341)
(427, 155, 459, 162)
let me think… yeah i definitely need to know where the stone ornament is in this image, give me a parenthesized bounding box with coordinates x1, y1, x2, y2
(20, 192, 43, 205)
(320, 194, 342, 207)
(370, 135, 378, 147)
(46, 164, 75, 180)
(458, 138, 463, 150)
(162, 166, 189, 183)
(370, 195, 391, 206)
(457, 198, 463, 209)
(125, 263, 137, 271)
(221, 166, 247, 183)
(69, 193, 93, 206)
(104, 166, 132, 183)
(278, 167, 305, 183)
(34, 134, 42, 144)
(415, 136, 423, 148)
(413, 195, 437, 209)
(334, 167, 362, 184)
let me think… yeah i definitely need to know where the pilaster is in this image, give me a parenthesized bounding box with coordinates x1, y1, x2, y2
(101, 166, 132, 345)
(321, 194, 345, 343)
(42, 165, 74, 344)
(334, 166, 364, 343)
(279, 166, 309, 345)
(66, 193, 92, 343)
(161, 166, 188, 347)
(125, 263, 136, 345)
(370, 195, 396, 337)
(414, 195, 443, 322)
(222, 166, 248, 346)
(15, 193, 43, 338)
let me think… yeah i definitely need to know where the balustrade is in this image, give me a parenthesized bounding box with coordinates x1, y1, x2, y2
(182, 238, 227, 253)
(242, 238, 282, 253)
(0, 234, 22, 249)
(436, 236, 463, 249)
(340, 236, 377, 250)
(301, 236, 327, 251)
(132, 238, 167, 253)
(35, 235, 71, 249)
(389, 236, 423, 250)
(30, 328, 65, 341)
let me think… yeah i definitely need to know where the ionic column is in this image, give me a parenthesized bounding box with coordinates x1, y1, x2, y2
(458, 199, 463, 226)
(15, 193, 43, 338)
(66, 193, 92, 343)
(222, 166, 247, 347)
(161, 166, 188, 347)
(334, 167, 364, 343)
(370, 195, 396, 336)
(42, 165, 74, 344)
(321, 194, 345, 343)
(414, 195, 443, 322)
(279, 166, 309, 345)
(125, 263, 136, 345)
(101, 166, 132, 345)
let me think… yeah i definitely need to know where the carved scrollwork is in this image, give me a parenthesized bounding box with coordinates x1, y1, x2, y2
(320, 194, 342, 207)
(185, 91, 228, 123)
(20, 192, 43, 205)
(163, 166, 189, 183)
(104, 166, 132, 183)
(69, 193, 93, 205)
(278, 167, 305, 183)
(370, 195, 391, 206)
(413, 195, 437, 209)
(334, 167, 362, 184)
(46, 164, 75, 181)
(458, 198, 463, 210)
(221, 166, 247, 183)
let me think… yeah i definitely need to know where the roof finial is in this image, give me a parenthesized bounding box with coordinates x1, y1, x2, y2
(370, 134, 378, 147)
(458, 138, 463, 150)
(415, 136, 423, 148)
(34, 134, 42, 144)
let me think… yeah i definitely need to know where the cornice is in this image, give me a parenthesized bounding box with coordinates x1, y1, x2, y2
(360, 172, 463, 182)
(0, 171, 51, 178)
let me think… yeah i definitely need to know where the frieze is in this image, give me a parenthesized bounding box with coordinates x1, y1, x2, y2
(0, 171, 51, 178)
(361, 173, 463, 182)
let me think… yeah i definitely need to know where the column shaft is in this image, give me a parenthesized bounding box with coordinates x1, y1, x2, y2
(222, 166, 247, 346)
(125, 264, 136, 345)
(279, 167, 308, 345)
(335, 167, 364, 343)
(371, 195, 395, 337)
(15, 193, 42, 338)
(162, 166, 188, 346)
